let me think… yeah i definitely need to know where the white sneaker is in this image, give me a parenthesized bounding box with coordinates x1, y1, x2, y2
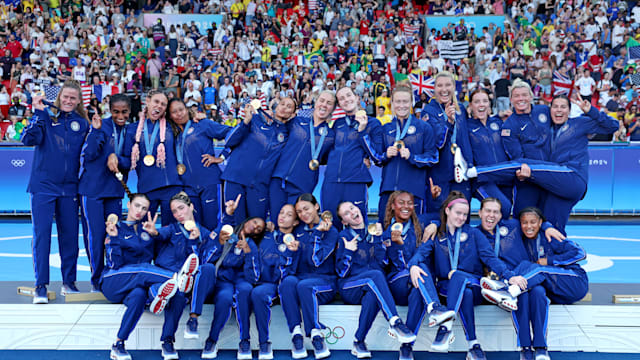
(480, 277, 507, 291)
(177, 253, 199, 293)
(453, 147, 468, 183)
(481, 288, 518, 311)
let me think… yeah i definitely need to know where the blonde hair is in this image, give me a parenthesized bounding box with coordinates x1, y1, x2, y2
(509, 78, 533, 98)
(434, 71, 460, 112)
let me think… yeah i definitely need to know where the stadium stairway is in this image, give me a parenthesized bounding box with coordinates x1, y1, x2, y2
(1, 302, 640, 353)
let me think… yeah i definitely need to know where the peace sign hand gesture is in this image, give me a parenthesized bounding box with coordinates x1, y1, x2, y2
(142, 212, 159, 236)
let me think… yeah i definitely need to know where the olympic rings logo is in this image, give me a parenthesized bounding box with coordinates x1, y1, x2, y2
(11, 159, 26, 167)
(322, 326, 345, 345)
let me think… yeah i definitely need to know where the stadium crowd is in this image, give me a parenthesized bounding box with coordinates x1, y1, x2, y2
(4, 1, 635, 360)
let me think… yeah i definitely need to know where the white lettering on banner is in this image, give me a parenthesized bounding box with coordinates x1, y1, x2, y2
(589, 159, 608, 166)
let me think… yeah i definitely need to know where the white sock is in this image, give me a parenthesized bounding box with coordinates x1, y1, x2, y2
(427, 302, 434, 314)
(468, 340, 479, 349)
(508, 284, 523, 297)
(467, 167, 478, 178)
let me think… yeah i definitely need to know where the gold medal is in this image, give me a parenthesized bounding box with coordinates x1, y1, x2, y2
(321, 210, 333, 222)
(107, 213, 119, 225)
(356, 110, 367, 118)
(184, 220, 196, 231)
(367, 223, 381, 236)
(488, 271, 499, 280)
(177, 163, 186, 175)
(394, 140, 405, 150)
(391, 223, 403, 232)
(309, 159, 320, 171)
(450, 143, 458, 155)
(221, 224, 234, 235)
(283, 233, 295, 245)
(143, 154, 155, 166)
(250, 99, 262, 110)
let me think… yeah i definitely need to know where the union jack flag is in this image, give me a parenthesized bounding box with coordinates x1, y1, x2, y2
(410, 73, 434, 100)
(552, 71, 573, 96)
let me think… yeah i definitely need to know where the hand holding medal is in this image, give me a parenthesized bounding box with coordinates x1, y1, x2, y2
(367, 223, 383, 237)
(184, 220, 199, 240)
(105, 214, 119, 238)
(355, 109, 368, 132)
(317, 211, 333, 231)
(390, 222, 404, 245)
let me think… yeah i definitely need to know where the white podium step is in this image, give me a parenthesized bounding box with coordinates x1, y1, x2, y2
(0, 304, 639, 353)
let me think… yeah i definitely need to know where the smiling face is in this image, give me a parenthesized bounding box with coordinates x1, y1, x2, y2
(147, 92, 168, 121)
(336, 87, 359, 114)
(170, 199, 194, 224)
(550, 97, 570, 125)
(242, 218, 266, 237)
(520, 212, 542, 239)
(314, 92, 336, 121)
(392, 90, 412, 120)
(275, 97, 296, 122)
(338, 202, 364, 228)
(127, 196, 150, 221)
(510, 87, 532, 114)
(445, 203, 469, 230)
(470, 91, 491, 121)
(391, 192, 415, 222)
(110, 101, 131, 126)
(295, 200, 320, 226)
(479, 200, 502, 232)
(59, 87, 81, 113)
(434, 76, 455, 105)
(169, 101, 190, 125)
(277, 204, 298, 231)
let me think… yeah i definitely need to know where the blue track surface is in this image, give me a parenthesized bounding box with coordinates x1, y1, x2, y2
(0, 221, 638, 283)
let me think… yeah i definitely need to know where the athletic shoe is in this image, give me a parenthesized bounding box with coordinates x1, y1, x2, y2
(150, 278, 178, 315)
(520, 347, 534, 360)
(428, 303, 456, 327)
(61, 282, 80, 296)
(398, 343, 413, 360)
(480, 277, 507, 291)
(259, 342, 273, 360)
(311, 329, 330, 359)
(33, 285, 48, 304)
(237, 339, 252, 360)
(387, 318, 417, 343)
(161, 341, 179, 360)
(466, 344, 487, 360)
(184, 317, 199, 339)
(202, 338, 218, 359)
(291, 325, 308, 359)
(177, 253, 199, 293)
(534, 348, 550, 360)
(481, 288, 518, 311)
(110, 340, 131, 360)
(431, 325, 455, 352)
(351, 341, 371, 359)
(453, 147, 468, 183)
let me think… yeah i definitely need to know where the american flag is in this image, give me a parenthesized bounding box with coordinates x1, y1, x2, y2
(81, 84, 92, 107)
(552, 71, 573, 96)
(410, 73, 434, 99)
(297, 108, 313, 118)
(237, 97, 253, 119)
(259, 93, 267, 108)
(330, 107, 346, 123)
(308, 0, 318, 11)
(402, 23, 420, 42)
(44, 85, 61, 102)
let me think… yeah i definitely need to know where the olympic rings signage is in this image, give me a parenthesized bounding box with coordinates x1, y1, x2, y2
(322, 326, 345, 345)
(10, 159, 25, 167)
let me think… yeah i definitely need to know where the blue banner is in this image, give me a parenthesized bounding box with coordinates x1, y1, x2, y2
(1, 145, 638, 215)
(424, 15, 506, 36)
(143, 14, 223, 35)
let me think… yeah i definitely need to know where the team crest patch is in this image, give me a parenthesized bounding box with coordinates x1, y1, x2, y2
(490, 122, 499, 131)
(70, 121, 80, 132)
(422, 114, 429, 121)
(499, 226, 508, 236)
(141, 232, 151, 241)
(277, 133, 285, 142)
(460, 232, 468, 242)
(278, 244, 287, 252)
(501, 129, 511, 136)
(538, 114, 547, 123)
(188, 127, 195, 134)
(319, 127, 328, 136)
(408, 125, 416, 135)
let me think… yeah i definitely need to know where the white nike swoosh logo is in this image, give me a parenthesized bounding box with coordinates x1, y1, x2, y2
(354, 201, 364, 205)
(52, 122, 62, 127)
(389, 129, 396, 134)
(439, 113, 444, 117)
(125, 235, 133, 239)
(297, 233, 304, 237)
(259, 198, 267, 202)
(175, 232, 182, 236)
(520, 124, 528, 131)
(205, 199, 215, 203)
(260, 126, 269, 130)
(472, 128, 481, 133)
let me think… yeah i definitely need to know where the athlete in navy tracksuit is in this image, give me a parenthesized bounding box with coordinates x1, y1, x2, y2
(251, 203, 298, 360)
(407, 193, 524, 360)
(270, 92, 336, 224)
(335, 201, 416, 357)
(463, 89, 513, 219)
(22, 84, 90, 302)
(420, 73, 473, 215)
(201, 216, 263, 360)
(222, 97, 296, 223)
(101, 193, 182, 360)
(124, 91, 182, 226)
(468, 97, 619, 233)
(278, 194, 338, 359)
(321, 87, 382, 228)
(167, 98, 231, 230)
(79, 95, 132, 290)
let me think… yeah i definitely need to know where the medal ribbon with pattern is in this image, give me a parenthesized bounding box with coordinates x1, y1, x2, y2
(395, 116, 412, 143)
(143, 119, 160, 158)
(179, 222, 201, 254)
(494, 228, 501, 257)
(309, 121, 327, 168)
(176, 120, 192, 174)
(447, 228, 462, 271)
(113, 124, 126, 156)
(348, 227, 372, 243)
